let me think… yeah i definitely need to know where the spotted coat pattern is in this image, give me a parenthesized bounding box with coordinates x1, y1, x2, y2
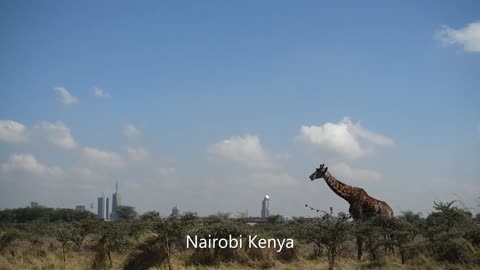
(310, 164, 393, 220)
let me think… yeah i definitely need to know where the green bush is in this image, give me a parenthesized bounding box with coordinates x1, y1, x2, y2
(0, 228, 24, 253)
(123, 236, 167, 270)
(423, 201, 480, 264)
(433, 236, 480, 263)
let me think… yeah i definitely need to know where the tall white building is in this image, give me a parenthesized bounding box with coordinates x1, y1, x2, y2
(261, 194, 270, 218)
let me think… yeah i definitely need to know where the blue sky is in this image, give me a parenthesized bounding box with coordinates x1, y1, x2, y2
(0, 1, 479, 217)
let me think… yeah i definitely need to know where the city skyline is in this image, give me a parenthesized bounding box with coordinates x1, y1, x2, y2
(1, 1, 479, 217)
(17, 192, 277, 220)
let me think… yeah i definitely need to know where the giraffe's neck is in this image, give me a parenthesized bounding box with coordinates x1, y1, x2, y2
(322, 172, 355, 203)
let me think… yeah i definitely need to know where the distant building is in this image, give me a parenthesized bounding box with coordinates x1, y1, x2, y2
(75, 205, 86, 211)
(30, 201, 39, 208)
(261, 194, 270, 218)
(171, 206, 179, 217)
(106, 197, 110, 221)
(110, 182, 122, 221)
(97, 196, 105, 220)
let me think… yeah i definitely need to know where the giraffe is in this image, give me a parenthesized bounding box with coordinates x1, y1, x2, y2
(309, 163, 393, 260)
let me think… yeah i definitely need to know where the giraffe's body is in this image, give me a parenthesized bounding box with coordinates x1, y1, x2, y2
(309, 164, 393, 260)
(321, 171, 393, 220)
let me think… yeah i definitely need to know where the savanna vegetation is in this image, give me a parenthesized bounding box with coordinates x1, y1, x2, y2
(0, 201, 479, 270)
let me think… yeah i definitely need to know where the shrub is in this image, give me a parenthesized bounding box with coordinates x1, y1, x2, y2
(123, 236, 167, 270)
(423, 201, 480, 264)
(299, 208, 353, 270)
(92, 222, 130, 270)
(187, 218, 251, 265)
(54, 223, 74, 265)
(0, 228, 24, 256)
(123, 213, 197, 270)
(433, 236, 480, 264)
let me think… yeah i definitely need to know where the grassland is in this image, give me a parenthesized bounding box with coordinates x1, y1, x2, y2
(1, 203, 479, 270)
(1, 241, 480, 270)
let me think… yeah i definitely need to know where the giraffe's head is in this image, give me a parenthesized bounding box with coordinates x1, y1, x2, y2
(309, 164, 328, 181)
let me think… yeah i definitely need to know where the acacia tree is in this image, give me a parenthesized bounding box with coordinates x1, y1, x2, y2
(200, 217, 251, 262)
(116, 206, 138, 221)
(356, 216, 394, 261)
(303, 206, 352, 270)
(392, 211, 424, 264)
(296, 221, 324, 258)
(26, 221, 49, 250)
(140, 211, 160, 222)
(55, 223, 73, 266)
(71, 218, 98, 249)
(123, 213, 197, 270)
(92, 222, 130, 270)
(321, 211, 352, 270)
(271, 222, 299, 261)
(423, 201, 479, 263)
(0, 228, 23, 257)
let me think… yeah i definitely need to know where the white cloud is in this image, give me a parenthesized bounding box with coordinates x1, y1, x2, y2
(53, 87, 79, 104)
(35, 122, 77, 149)
(122, 123, 140, 138)
(208, 134, 276, 169)
(82, 147, 124, 168)
(347, 123, 394, 146)
(436, 21, 480, 52)
(127, 147, 148, 160)
(0, 154, 63, 176)
(94, 87, 110, 98)
(0, 120, 29, 144)
(0, 120, 77, 149)
(297, 117, 394, 159)
(330, 162, 382, 183)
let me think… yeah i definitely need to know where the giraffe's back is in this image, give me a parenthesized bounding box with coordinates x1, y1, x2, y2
(369, 198, 393, 218)
(349, 197, 394, 220)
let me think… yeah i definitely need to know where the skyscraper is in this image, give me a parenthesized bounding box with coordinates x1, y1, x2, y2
(261, 194, 270, 218)
(97, 195, 105, 220)
(106, 197, 110, 221)
(111, 181, 122, 220)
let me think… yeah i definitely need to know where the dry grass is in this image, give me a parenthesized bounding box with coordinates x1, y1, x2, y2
(1, 242, 480, 270)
